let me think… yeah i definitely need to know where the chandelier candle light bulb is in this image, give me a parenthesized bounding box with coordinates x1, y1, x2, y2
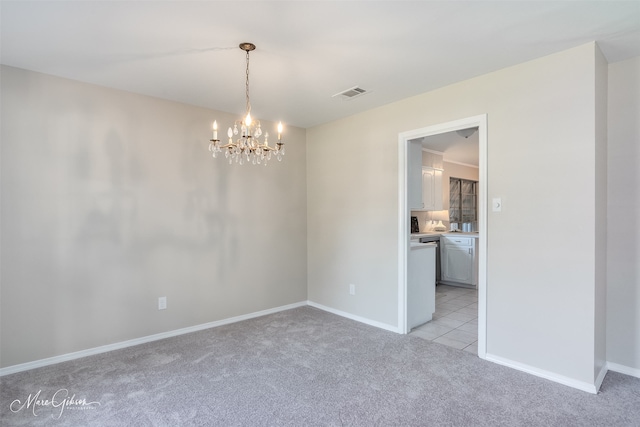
(209, 42, 284, 165)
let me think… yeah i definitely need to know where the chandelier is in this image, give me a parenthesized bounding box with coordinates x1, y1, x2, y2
(209, 42, 285, 165)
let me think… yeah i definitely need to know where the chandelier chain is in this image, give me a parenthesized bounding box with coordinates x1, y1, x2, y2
(245, 49, 251, 116)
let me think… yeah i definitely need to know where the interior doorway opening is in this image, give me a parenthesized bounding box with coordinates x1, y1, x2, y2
(397, 114, 488, 359)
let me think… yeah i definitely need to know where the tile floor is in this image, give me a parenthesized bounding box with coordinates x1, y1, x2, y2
(410, 284, 478, 354)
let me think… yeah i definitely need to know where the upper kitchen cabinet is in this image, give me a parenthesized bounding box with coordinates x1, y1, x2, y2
(422, 167, 443, 211)
(408, 141, 424, 210)
(422, 151, 444, 211)
(409, 145, 444, 212)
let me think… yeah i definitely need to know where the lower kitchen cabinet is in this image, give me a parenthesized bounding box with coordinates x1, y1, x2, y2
(440, 236, 478, 287)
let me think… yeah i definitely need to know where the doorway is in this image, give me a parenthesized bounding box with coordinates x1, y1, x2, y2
(397, 114, 487, 359)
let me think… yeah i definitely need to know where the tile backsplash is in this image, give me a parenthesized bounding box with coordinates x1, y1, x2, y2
(411, 211, 450, 233)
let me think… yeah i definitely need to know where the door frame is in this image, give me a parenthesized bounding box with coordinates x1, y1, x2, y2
(397, 114, 488, 359)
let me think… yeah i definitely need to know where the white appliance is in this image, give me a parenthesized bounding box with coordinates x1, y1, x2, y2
(419, 235, 441, 284)
(408, 242, 436, 329)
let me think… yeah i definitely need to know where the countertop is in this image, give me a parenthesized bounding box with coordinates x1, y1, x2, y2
(410, 232, 444, 239)
(410, 231, 479, 240)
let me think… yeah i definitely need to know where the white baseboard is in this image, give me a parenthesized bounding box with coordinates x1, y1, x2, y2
(307, 300, 400, 333)
(0, 301, 307, 377)
(607, 361, 640, 379)
(595, 363, 608, 391)
(485, 353, 598, 394)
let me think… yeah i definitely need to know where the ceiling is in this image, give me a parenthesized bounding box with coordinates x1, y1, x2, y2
(411, 129, 479, 166)
(1, 1, 639, 130)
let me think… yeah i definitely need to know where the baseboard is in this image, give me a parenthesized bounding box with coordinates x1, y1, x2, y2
(307, 300, 400, 333)
(485, 353, 598, 394)
(607, 361, 640, 379)
(595, 363, 608, 391)
(0, 301, 307, 377)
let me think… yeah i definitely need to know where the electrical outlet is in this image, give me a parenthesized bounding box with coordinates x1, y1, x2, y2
(349, 284, 356, 295)
(158, 297, 167, 310)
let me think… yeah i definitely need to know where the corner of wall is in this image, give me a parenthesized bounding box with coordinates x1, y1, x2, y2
(593, 41, 608, 381)
(606, 55, 640, 372)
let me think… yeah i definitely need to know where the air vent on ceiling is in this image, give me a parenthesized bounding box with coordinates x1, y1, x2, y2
(332, 86, 368, 100)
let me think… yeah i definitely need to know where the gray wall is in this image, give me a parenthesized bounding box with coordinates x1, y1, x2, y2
(594, 45, 608, 380)
(0, 66, 308, 368)
(307, 43, 608, 387)
(607, 56, 640, 372)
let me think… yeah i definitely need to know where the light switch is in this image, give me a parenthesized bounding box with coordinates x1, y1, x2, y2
(492, 198, 502, 212)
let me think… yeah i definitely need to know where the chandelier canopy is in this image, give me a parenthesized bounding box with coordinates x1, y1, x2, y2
(209, 42, 285, 165)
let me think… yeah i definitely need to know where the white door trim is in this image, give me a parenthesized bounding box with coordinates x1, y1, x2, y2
(398, 114, 488, 359)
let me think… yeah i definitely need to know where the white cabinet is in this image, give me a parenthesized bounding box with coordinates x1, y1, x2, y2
(408, 141, 424, 210)
(408, 143, 443, 211)
(440, 236, 477, 287)
(422, 167, 443, 211)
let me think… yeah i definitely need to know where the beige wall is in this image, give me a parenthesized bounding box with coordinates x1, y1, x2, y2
(607, 56, 640, 372)
(307, 43, 606, 388)
(0, 66, 308, 368)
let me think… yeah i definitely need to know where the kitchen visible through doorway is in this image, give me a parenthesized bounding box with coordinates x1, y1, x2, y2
(411, 285, 478, 352)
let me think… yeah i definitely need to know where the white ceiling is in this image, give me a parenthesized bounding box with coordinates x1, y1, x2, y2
(1, 1, 639, 130)
(414, 129, 480, 167)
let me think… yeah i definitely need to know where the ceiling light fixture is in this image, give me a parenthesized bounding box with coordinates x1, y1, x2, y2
(456, 128, 477, 139)
(209, 43, 284, 165)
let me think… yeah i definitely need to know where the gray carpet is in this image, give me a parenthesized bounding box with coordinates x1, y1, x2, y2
(1, 306, 639, 426)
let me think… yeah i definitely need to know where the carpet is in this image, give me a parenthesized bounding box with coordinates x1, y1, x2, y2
(1, 306, 638, 426)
